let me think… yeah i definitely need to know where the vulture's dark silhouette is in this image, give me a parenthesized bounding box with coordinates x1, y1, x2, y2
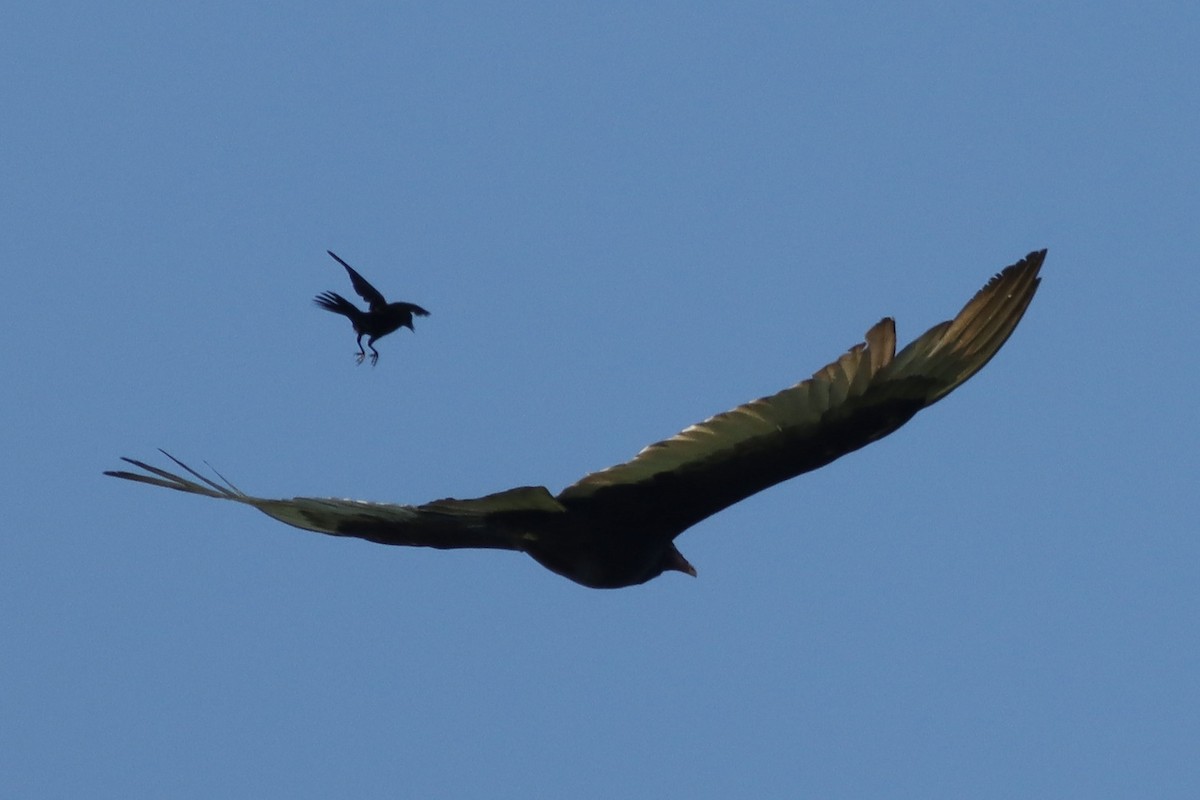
(314, 250, 429, 365)
(108, 250, 1044, 589)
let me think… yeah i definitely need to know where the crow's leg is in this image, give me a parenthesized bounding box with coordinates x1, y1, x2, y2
(355, 334, 367, 365)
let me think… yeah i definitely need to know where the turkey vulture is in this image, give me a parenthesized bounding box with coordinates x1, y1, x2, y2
(108, 250, 1044, 589)
(314, 250, 429, 365)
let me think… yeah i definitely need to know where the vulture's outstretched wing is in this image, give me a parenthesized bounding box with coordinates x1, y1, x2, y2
(327, 250, 388, 310)
(556, 250, 1044, 536)
(105, 451, 563, 551)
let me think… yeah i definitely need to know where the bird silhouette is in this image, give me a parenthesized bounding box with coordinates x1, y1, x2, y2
(108, 250, 1044, 589)
(314, 250, 429, 365)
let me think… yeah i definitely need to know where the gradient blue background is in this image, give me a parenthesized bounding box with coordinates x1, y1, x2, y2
(4, 3, 1198, 797)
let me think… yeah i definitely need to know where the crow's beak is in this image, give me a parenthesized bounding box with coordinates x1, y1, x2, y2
(667, 545, 697, 577)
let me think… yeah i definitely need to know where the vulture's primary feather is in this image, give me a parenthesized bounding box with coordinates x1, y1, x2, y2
(109, 249, 1045, 588)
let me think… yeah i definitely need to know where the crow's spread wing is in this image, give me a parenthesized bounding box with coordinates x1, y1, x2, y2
(105, 451, 564, 551)
(395, 302, 431, 317)
(556, 250, 1044, 535)
(327, 250, 387, 310)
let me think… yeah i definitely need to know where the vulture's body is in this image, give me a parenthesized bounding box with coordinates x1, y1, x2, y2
(109, 250, 1045, 588)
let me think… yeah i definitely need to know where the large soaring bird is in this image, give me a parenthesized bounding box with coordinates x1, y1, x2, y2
(314, 250, 429, 365)
(109, 250, 1044, 589)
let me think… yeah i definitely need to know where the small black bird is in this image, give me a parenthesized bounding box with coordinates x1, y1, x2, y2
(109, 250, 1044, 590)
(314, 250, 430, 365)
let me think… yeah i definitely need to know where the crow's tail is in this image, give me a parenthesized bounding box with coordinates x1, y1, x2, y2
(313, 291, 361, 320)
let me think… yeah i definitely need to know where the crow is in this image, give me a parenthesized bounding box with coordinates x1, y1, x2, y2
(314, 250, 429, 365)
(108, 250, 1044, 589)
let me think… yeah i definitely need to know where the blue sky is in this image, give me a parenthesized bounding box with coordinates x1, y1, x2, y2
(4, 2, 1198, 797)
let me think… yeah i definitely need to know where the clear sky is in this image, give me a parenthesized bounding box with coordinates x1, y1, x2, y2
(4, 2, 1198, 797)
